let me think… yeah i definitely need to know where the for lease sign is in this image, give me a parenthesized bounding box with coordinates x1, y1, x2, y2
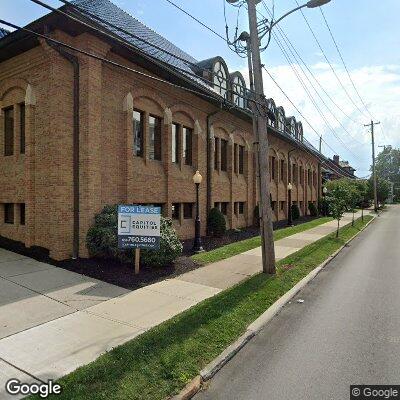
(118, 205, 161, 250)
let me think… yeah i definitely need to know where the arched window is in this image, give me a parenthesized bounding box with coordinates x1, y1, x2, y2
(232, 74, 246, 108)
(213, 61, 228, 98)
(296, 122, 303, 142)
(267, 99, 276, 127)
(277, 107, 286, 132)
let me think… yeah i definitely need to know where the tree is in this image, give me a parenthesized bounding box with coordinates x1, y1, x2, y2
(326, 180, 349, 238)
(373, 146, 400, 201)
(353, 179, 369, 221)
(367, 176, 391, 206)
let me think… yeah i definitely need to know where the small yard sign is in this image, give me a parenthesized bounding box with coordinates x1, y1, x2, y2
(118, 205, 161, 250)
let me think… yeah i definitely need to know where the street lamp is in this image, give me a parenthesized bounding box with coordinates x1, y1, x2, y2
(287, 182, 293, 226)
(192, 170, 204, 253)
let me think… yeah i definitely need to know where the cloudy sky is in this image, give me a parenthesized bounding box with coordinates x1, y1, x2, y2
(2, 0, 399, 177)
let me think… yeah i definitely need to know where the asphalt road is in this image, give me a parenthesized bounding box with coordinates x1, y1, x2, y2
(195, 206, 400, 400)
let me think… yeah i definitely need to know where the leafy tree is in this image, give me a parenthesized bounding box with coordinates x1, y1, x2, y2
(353, 179, 369, 221)
(326, 180, 350, 238)
(367, 176, 391, 206)
(373, 146, 400, 201)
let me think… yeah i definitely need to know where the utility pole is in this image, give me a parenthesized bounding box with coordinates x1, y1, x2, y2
(319, 136, 322, 153)
(364, 120, 380, 212)
(246, 0, 276, 274)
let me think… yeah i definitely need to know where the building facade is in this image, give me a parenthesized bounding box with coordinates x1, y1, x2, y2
(0, 0, 321, 260)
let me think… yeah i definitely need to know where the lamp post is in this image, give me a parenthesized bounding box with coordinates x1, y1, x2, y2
(192, 170, 204, 253)
(322, 186, 328, 216)
(287, 182, 293, 226)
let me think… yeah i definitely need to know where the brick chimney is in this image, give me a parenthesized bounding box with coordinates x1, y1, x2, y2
(333, 155, 339, 164)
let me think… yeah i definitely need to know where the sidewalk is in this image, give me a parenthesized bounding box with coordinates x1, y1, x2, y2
(0, 211, 369, 398)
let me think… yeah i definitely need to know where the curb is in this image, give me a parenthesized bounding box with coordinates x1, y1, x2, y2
(172, 215, 376, 399)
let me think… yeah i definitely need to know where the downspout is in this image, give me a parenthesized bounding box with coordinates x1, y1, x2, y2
(47, 41, 80, 259)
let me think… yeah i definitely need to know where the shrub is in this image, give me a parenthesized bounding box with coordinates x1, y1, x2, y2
(141, 218, 183, 267)
(253, 205, 260, 227)
(86, 205, 182, 267)
(208, 207, 226, 237)
(291, 204, 300, 220)
(308, 202, 318, 217)
(318, 198, 330, 216)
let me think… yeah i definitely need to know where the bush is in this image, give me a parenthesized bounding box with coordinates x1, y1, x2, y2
(318, 198, 330, 217)
(208, 207, 226, 237)
(291, 204, 300, 220)
(308, 202, 318, 217)
(86, 205, 182, 267)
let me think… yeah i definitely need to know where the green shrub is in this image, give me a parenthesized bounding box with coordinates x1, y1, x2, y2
(308, 202, 318, 217)
(318, 198, 330, 216)
(141, 218, 183, 267)
(291, 203, 300, 220)
(208, 207, 226, 237)
(253, 205, 260, 227)
(86, 205, 182, 267)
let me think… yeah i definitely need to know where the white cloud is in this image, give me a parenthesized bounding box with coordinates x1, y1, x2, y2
(240, 62, 400, 175)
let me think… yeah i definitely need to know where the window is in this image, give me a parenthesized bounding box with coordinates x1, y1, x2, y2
(183, 127, 192, 166)
(171, 123, 179, 163)
(149, 115, 162, 161)
(220, 139, 228, 171)
(238, 202, 244, 215)
(20, 103, 25, 154)
(221, 202, 228, 215)
(214, 202, 220, 210)
(133, 110, 144, 157)
(214, 138, 220, 170)
(183, 203, 193, 219)
(232, 75, 245, 108)
(308, 169, 312, 187)
(300, 166, 304, 184)
(239, 145, 244, 174)
(213, 61, 228, 98)
(270, 156, 275, 181)
(171, 203, 180, 220)
(19, 203, 25, 225)
(234, 144, 238, 174)
(292, 164, 297, 184)
(280, 201, 285, 211)
(4, 107, 14, 156)
(4, 203, 14, 224)
(271, 201, 276, 211)
(280, 160, 285, 181)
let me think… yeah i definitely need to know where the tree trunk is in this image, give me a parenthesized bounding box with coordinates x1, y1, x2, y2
(361, 206, 364, 222)
(336, 219, 340, 238)
(352, 211, 355, 227)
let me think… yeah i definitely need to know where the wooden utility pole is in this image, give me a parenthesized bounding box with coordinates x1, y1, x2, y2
(364, 120, 380, 212)
(246, 0, 276, 274)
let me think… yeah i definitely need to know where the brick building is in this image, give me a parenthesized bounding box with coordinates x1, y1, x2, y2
(0, 0, 322, 260)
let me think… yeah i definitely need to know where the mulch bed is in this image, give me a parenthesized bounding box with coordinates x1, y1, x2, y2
(0, 215, 318, 291)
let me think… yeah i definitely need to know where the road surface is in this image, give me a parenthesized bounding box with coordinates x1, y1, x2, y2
(195, 206, 400, 400)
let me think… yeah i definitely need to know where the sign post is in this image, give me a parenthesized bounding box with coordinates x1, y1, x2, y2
(117, 205, 161, 274)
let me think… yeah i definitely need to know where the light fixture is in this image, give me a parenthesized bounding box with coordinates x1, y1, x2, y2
(287, 182, 293, 191)
(306, 0, 331, 8)
(323, 186, 328, 194)
(193, 170, 203, 185)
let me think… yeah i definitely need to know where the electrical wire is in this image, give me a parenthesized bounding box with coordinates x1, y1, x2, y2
(294, 0, 369, 119)
(320, 8, 375, 120)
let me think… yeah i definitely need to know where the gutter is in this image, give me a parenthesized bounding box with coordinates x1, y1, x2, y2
(46, 40, 80, 259)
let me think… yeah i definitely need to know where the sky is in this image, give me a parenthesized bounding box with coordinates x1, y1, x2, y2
(1, 0, 400, 177)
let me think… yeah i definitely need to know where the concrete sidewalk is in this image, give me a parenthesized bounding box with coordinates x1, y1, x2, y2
(0, 211, 369, 398)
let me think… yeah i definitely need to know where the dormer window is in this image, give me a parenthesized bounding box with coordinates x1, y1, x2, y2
(297, 122, 304, 142)
(277, 108, 285, 132)
(231, 73, 246, 108)
(213, 61, 228, 98)
(266, 99, 276, 127)
(290, 119, 297, 137)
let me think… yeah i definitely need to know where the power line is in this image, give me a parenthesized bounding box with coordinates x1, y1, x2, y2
(260, 1, 361, 126)
(259, 6, 365, 153)
(294, 0, 369, 119)
(320, 8, 375, 120)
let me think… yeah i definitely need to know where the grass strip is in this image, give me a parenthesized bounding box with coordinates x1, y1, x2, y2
(34, 216, 372, 400)
(192, 216, 332, 264)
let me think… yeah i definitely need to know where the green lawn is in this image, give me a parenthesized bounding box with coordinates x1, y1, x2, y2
(34, 216, 373, 400)
(192, 216, 332, 264)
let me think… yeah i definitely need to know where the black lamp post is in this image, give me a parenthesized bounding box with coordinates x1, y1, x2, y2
(287, 182, 293, 226)
(192, 170, 204, 253)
